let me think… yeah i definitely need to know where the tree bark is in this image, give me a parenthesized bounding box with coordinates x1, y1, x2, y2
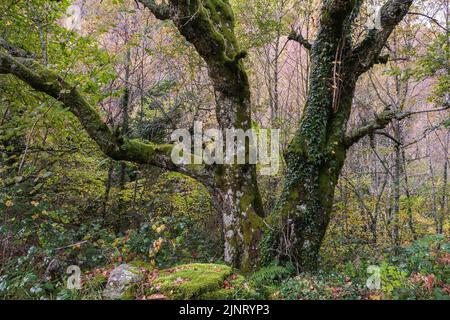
(402, 149, 416, 240)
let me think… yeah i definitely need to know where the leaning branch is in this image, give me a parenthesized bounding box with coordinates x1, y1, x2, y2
(0, 36, 33, 58)
(288, 29, 312, 50)
(408, 12, 449, 32)
(0, 51, 183, 171)
(345, 105, 450, 147)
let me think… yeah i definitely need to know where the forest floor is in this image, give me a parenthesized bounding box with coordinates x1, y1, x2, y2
(1, 235, 449, 300)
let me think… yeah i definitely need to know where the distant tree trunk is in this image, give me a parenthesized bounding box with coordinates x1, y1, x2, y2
(265, 7, 284, 213)
(102, 160, 114, 223)
(439, 129, 449, 234)
(427, 141, 441, 234)
(391, 120, 402, 246)
(402, 149, 416, 240)
(28, 1, 48, 66)
(271, 30, 281, 125)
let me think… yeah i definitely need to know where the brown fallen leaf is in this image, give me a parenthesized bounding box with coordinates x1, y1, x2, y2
(147, 294, 167, 300)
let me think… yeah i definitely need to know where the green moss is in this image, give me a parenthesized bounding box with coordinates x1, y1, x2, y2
(203, 0, 238, 60)
(199, 274, 257, 300)
(200, 288, 234, 300)
(129, 260, 153, 272)
(121, 138, 173, 163)
(147, 263, 233, 299)
(121, 287, 138, 300)
(240, 192, 264, 247)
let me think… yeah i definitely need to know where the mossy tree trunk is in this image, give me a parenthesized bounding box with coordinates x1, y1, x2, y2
(141, 0, 266, 271)
(206, 56, 266, 271)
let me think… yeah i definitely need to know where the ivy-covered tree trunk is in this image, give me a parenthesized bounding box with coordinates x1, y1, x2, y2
(272, 0, 414, 270)
(275, 77, 356, 270)
(269, 0, 356, 270)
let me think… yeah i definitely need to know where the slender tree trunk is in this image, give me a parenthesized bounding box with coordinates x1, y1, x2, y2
(402, 149, 416, 240)
(102, 160, 114, 223)
(427, 142, 440, 234)
(28, 1, 48, 66)
(439, 130, 449, 234)
(271, 30, 281, 125)
(391, 120, 402, 245)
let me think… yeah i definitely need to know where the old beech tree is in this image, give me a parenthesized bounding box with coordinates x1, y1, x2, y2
(3, 0, 444, 272)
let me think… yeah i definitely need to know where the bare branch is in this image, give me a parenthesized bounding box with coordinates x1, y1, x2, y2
(408, 12, 449, 32)
(374, 130, 402, 145)
(345, 105, 450, 147)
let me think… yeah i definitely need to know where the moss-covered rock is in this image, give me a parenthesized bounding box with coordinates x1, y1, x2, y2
(147, 263, 232, 299)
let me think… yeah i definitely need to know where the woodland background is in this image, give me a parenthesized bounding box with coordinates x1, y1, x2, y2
(0, 0, 449, 300)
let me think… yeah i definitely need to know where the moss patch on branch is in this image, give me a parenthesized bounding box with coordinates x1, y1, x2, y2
(119, 138, 173, 163)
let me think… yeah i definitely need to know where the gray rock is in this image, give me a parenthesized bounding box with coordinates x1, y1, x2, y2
(102, 264, 144, 300)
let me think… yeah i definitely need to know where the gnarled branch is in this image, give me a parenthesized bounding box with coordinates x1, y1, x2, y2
(0, 51, 172, 164)
(351, 0, 414, 75)
(138, 0, 171, 20)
